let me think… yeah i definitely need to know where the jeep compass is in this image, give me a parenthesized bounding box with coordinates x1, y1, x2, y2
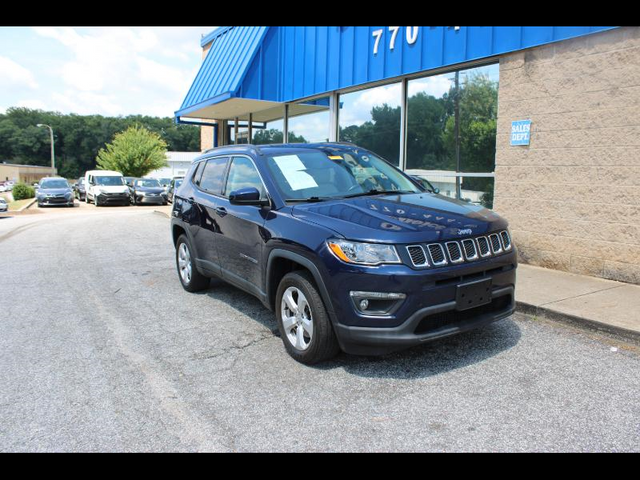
(170, 143, 516, 364)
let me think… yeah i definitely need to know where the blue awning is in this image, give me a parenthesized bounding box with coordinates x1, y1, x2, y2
(175, 26, 276, 121)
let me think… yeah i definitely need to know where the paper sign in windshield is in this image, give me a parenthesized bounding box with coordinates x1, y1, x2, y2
(273, 155, 318, 191)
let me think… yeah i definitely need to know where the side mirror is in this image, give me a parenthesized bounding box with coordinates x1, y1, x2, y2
(229, 187, 269, 207)
(433, 187, 440, 194)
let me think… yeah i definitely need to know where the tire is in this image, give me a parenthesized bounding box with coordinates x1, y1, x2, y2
(276, 270, 340, 364)
(175, 234, 209, 292)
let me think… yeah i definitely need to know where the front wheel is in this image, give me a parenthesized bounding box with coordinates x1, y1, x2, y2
(276, 271, 340, 364)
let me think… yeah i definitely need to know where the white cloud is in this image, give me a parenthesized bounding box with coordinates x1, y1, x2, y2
(0, 56, 38, 90)
(408, 75, 453, 98)
(29, 27, 215, 117)
(16, 99, 48, 110)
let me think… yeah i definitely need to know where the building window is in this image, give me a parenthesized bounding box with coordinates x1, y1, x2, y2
(251, 118, 285, 145)
(406, 64, 499, 208)
(338, 83, 402, 166)
(287, 97, 331, 143)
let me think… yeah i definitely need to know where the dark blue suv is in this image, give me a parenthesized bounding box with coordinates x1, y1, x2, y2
(171, 143, 516, 364)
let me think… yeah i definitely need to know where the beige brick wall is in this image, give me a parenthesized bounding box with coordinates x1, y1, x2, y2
(494, 27, 640, 284)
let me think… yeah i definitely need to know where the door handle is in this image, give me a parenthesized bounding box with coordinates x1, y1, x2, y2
(215, 206, 227, 217)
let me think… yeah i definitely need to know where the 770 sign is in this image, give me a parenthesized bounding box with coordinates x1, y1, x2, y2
(372, 27, 419, 55)
(372, 27, 462, 55)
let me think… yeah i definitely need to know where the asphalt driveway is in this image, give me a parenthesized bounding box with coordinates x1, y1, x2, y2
(0, 208, 638, 452)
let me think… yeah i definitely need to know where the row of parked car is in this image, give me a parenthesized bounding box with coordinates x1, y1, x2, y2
(0, 181, 15, 192)
(34, 170, 184, 207)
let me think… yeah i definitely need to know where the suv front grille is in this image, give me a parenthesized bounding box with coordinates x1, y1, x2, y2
(404, 230, 512, 269)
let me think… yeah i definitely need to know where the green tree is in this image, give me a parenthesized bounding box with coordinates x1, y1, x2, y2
(96, 125, 168, 177)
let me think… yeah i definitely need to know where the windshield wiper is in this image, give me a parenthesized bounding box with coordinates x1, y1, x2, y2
(285, 196, 329, 203)
(342, 189, 415, 199)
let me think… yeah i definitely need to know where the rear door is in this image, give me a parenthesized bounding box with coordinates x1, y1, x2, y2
(215, 155, 269, 296)
(190, 156, 230, 275)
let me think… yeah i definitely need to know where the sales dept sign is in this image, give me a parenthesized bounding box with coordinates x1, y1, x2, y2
(511, 120, 531, 146)
(511, 120, 531, 145)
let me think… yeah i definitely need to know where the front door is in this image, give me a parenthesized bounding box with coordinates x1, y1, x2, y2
(215, 155, 269, 296)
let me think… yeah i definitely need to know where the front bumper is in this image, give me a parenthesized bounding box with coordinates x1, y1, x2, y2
(322, 249, 517, 355)
(335, 286, 514, 355)
(135, 194, 165, 204)
(96, 193, 130, 205)
(38, 196, 74, 206)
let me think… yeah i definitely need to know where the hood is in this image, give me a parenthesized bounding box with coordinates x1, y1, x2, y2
(291, 193, 507, 244)
(38, 187, 71, 196)
(95, 184, 128, 193)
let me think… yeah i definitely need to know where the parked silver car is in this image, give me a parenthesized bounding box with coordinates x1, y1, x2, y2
(0, 197, 7, 212)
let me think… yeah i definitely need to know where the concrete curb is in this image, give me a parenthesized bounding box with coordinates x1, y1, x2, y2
(516, 300, 640, 344)
(9, 198, 37, 213)
(153, 209, 170, 219)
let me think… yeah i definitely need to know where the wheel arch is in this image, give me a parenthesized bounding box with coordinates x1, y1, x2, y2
(265, 249, 336, 324)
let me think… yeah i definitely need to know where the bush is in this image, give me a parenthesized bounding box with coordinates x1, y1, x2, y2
(12, 183, 35, 200)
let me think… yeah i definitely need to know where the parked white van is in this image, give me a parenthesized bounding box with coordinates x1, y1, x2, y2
(84, 170, 130, 206)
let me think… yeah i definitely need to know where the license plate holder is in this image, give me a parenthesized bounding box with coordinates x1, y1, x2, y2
(456, 278, 492, 311)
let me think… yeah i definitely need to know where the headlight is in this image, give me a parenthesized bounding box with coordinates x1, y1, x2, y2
(327, 239, 401, 266)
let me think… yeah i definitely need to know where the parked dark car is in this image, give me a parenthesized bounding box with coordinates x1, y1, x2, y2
(170, 143, 516, 364)
(130, 178, 168, 205)
(73, 177, 86, 201)
(36, 177, 74, 207)
(166, 177, 183, 204)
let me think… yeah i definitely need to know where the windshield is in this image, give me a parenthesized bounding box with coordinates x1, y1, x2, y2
(158, 178, 171, 186)
(95, 176, 124, 186)
(40, 179, 69, 189)
(174, 179, 183, 188)
(265, 149, 420, 201)
(135, 179, 160, 188)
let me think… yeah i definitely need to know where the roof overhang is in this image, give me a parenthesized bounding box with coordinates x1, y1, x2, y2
(176, 95, 329, 124)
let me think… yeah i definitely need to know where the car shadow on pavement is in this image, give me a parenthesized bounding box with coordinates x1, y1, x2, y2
(202, 278, 522, 380)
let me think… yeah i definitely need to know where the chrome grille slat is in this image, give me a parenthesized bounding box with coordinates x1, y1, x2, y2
(461, 239, 479, 260)
(476, 236, 491, 257)
(445, 241, 464, 263)
(500, 231, 512, 251)
(406, 245, 428, 267)
(489, 233, 503, 254)
(427, 244, 448, 266)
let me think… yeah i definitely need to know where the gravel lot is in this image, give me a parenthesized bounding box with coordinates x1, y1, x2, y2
(1, 206, 639, 452)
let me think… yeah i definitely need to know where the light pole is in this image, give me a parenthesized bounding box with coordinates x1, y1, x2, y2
(36, 124, 55, 171)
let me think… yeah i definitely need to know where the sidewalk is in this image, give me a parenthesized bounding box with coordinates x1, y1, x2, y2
(516, 264, 640, 342)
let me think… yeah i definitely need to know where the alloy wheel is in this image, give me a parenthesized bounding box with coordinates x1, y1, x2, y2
(281, 286, 314, 351)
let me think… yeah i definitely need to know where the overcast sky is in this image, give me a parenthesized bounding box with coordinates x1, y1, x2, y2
(0, 27, 217, 118)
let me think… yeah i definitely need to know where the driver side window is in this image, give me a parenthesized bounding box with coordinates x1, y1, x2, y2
(224, 157, 266, 199)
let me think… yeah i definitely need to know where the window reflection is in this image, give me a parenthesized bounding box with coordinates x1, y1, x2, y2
(338, 83, 402, 166)
(288, 97, 331, 143)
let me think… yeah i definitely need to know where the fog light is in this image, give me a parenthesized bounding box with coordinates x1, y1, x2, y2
(350, 291, 406, 317)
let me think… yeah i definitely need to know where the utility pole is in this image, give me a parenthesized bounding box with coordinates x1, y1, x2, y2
(37, 124, 55, 171)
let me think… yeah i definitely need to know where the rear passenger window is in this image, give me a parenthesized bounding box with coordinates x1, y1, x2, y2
(192, 162, 205, 186)
(199, 157, 229, 194)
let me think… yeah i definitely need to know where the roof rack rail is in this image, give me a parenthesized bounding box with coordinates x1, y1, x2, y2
(203, 143, 265, 156)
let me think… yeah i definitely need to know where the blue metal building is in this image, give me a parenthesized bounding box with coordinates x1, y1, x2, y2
(176, 26, 616, 158)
